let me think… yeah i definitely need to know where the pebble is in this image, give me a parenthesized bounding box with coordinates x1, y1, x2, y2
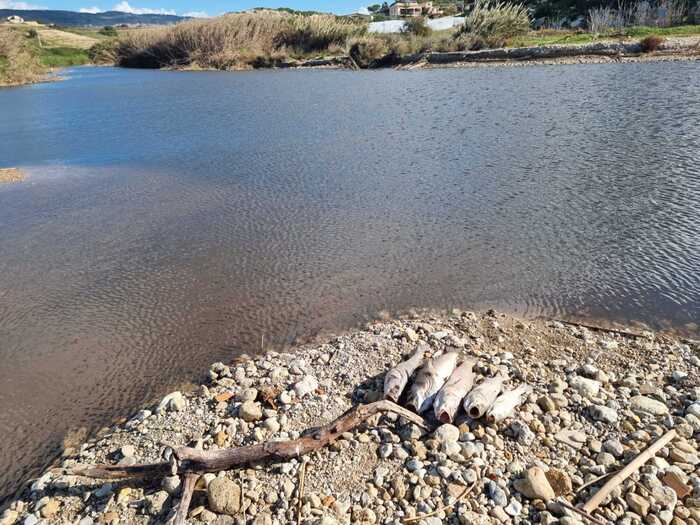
(589, 404, 619, 424)
(514, 467, 555, 501)
(434, 424, 460, 444)
(569, 376, 601, 398)
(631, 396, 669, 416)
(486, 480, 508, 507)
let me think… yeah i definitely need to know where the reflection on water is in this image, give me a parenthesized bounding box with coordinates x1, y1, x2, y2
(0, 64, 699, 501)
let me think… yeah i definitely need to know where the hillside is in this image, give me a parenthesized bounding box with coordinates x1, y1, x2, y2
(0, 9, 187, 27)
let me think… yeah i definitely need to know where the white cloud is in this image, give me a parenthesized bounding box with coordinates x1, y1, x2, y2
(356, 6, 370, 14)
(183, 10, 208, 17)
(0, 0, 45, 8)
(79, 6, 102, 12)
(112, 1, 175, 15)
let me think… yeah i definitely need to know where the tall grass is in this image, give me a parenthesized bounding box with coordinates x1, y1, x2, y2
(0, 27, 43, 86)
(456, 0, 531, 48)
(588, 0, 690, 33)
(115, 11, 366, 69)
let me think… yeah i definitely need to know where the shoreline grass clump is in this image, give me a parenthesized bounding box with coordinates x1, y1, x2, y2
(640, 34, 665, 51)
(456, 0, 531, 49)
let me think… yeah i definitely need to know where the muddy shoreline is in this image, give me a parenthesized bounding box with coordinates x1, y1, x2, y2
(2, 309, 699, 525)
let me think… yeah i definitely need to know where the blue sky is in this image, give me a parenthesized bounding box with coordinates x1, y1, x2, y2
(0, 0, 366, 16)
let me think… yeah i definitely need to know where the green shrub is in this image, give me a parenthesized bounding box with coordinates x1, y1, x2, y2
(347, 35, 390, 67)
(457, 0, 531, 48)
(402, 17, 432, 37)
(100, 26, 118, 37)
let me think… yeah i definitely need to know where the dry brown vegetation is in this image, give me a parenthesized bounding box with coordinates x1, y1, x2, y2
(0, 27, 43, 86)
(114, 11, 366, 69)
(639, 34, 665, 51)
(112, 5, 534, 71)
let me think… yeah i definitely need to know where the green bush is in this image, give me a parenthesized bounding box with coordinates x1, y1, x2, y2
(402, 17, 432, 37)
(457, 0, 531, 48)
(347, 35, 390, 67)
(100, 26, 118, 37)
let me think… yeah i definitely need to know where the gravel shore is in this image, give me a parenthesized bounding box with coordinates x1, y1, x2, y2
(2, 310, 699, 525)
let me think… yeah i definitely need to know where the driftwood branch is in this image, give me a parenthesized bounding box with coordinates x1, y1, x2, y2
(556, 498, 610, 525)
(67, 401, 427, 522)
(174, 473, 199, 525)
(581, 429, 676, 513)
(69, 400, 425, 480)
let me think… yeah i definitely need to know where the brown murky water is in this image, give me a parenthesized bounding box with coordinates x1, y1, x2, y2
(0, 63, 699, 501)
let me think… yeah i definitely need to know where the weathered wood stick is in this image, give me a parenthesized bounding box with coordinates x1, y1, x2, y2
(581, 429, 676, 513)
(384, 344, 426, 402)
(433, 359, 476, 423)
(174, 472, 200, 525)
(556, 498, 610, 525)
(296, 460, 307, 525)
(67, 400, 427, 480)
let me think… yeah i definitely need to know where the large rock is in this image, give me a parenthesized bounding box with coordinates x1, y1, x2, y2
(434, 424, 460, 445)
(545, 468, 572, 497)
(239, 400, 263, 422)
(294, 375, 319, 398)
(630, 396, 668, 416)
(157, 391, 186, 412)
(627, 492, 650, 516)
(513, 467, 555, 501)
(589, 405, 618, 424)
(207, 478, 241, 516)
(569, 376, 601, 398)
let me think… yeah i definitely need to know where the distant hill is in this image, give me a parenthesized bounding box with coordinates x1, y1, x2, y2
(0, 9, 187, 27)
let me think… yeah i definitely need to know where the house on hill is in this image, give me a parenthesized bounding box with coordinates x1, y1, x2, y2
(388, 1, 443, 18)
(5, 15, 25, 24)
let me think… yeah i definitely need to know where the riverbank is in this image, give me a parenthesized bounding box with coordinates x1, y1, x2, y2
(0, 23, 103, 88)
(3, 310, 698, 525)
(275, 37, 700, 71)
(122, 34, 700, 72)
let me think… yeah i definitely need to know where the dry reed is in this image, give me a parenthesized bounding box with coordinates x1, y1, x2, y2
(115, 11, 365, 69)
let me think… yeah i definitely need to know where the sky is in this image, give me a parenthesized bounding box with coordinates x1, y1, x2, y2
(0, 0, 367, 17)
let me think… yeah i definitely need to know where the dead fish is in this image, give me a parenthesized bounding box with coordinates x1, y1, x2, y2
(406, 352, 459, 413)
(433, 359, 476, 423)
(486, 384, 532, 424)
(383, 344, 426, 402)
(463, 373, 506, 419)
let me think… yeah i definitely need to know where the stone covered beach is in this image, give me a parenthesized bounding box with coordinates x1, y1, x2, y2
(2, 310, 699, 525)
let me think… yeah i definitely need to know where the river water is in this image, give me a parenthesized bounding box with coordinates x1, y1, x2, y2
(0, 63, 698, 501)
